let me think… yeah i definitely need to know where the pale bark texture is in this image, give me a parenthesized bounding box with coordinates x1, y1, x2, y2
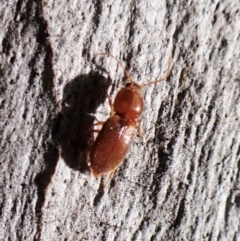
(1, 0, 240, 241)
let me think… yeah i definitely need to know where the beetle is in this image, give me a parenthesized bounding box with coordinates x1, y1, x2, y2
(89, 53, 172, 179)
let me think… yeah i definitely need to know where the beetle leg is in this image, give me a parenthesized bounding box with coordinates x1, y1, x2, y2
(136, 121, 143, 138)
(88, 122, 104, 146)
(92, 129, 100, 134)
(136, 122, 147, 142)
(85, 121, 104, 134)
(106, 92, 114, 115)
(92, 121, 105, 127)
(104, 168, 117, 189)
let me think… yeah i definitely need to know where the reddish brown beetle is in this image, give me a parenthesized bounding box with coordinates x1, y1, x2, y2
(90, 53, 172, 178)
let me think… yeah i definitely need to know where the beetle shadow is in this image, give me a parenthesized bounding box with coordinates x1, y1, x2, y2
(60, 71, 111, 173)
(151, 99, 173, 186)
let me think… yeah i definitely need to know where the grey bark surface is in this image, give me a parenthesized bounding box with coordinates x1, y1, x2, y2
(1, 0, 240, 241)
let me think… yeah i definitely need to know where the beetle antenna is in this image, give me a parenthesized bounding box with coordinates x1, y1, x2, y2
(142, 55, 172, 87)
(93, 53, 136, 85)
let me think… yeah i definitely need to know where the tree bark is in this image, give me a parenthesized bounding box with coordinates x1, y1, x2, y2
(1, 0, 240, 241)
